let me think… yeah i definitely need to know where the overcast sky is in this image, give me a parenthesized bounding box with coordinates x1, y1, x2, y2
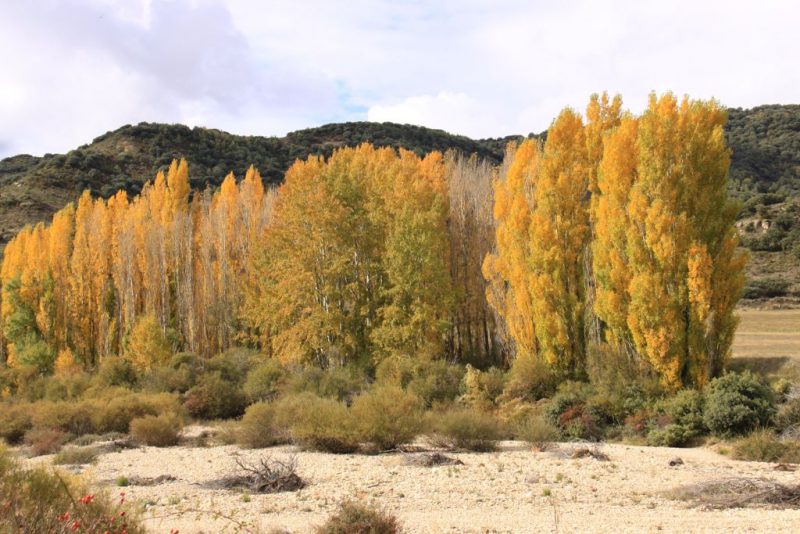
(0, 0, 797, 158)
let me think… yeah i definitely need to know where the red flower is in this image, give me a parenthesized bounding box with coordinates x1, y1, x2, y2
(79, 494, 95, 505)
(58, 512, 70, 522)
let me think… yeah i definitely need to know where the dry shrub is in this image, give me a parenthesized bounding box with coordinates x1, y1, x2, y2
(24, 428, 69, 456)
(0, 403, 33, 444)
(402, 452, 463, 467)
(92, 393, 181, 434)
(237, 402, 288, 449)
(426, 407, 505, 452)
(285, 393, 359, 453)
(351, 386, 423, 451)
(516, 414, 560, 450)
(316, 500, 401, 534)
(207, 455, 305, 494)
(53, 446, 101, 465)
(30, 400, 97, 437)
(668, 477, 800, 509)
(570, 447, 610, 461)
(129, 413, 183, 447)
(733, 429, 800, 463)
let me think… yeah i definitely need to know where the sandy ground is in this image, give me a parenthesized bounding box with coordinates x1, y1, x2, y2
(27, 427, 800, 534)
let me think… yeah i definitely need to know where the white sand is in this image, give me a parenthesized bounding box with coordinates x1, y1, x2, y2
(38, 428, 800, 533)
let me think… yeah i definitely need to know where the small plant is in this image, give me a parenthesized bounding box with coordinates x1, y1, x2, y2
(116, 476, 130, 487)
(130, 413, 183, 447)
(703, 371, 775, 438)
(316, 500, 401, 534)
(426, 407, 505, 452)
(646, 424, 696, 448)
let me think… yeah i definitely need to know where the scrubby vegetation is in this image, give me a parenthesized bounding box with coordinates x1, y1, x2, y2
(316, 500, 402, 534)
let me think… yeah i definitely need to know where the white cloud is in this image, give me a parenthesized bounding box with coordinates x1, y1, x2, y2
(0, 0, 798, 157)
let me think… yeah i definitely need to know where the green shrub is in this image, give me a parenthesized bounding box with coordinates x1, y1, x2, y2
(140, 357, 198, 393)
(95, 356, 139, 388)
(703, 372, 776, 437)
(407, 360, 464, 407)
(0, 403, 33, 444)
(129, 413, 183, 447)
(0, 446, 144, 533)
(516, 414, 560, 448)
(733, 429, 800, 463)
(283, 366, 365, 402)
(351, 386, 423, 450)
(542, 382, 603, 440)
(183, 373, 247, 420)
(243, 360, 285, 402)
(427, 407, 505, 452)
(663, 389, 706, 433)
(315, 500, 401, 534)
(237, 402, 288, 448)
(646, 424, 696, 447)
(205, 348, 258, 385)
(24, 428, 69, 456)
(287, 394, 359, 453)
(461, 366, 506, 409)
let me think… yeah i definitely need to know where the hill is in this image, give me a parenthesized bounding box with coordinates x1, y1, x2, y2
(0, 107, 798, 301)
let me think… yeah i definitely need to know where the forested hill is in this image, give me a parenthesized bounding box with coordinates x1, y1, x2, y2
(1, 106, 799, 300)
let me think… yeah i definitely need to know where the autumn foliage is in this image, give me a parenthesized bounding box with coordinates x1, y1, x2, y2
(1, 93, 745, 390)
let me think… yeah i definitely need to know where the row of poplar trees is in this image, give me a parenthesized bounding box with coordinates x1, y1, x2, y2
(0, 93, 746, 390)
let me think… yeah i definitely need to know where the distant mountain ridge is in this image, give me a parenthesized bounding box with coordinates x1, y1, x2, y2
(1, 106, 798, 300)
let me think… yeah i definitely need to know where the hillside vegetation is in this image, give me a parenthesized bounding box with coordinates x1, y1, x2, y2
(0, 105, 798, 299)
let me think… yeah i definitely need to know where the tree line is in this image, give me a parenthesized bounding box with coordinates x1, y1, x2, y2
(0, 93, 746, 390)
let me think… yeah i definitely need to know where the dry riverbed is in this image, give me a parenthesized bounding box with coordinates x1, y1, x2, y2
(24, 426, 800, 533)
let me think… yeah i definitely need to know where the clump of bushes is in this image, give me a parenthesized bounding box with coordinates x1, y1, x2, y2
(427, 407, 505, 452)
(703, 372, 776, 437)
(53, 446, 101, 465)
(129, 413, 183, 447)
(543, 382, 603, 441)
(243, 359, 285, 402)
(516, 414, 560, 449)
(0, 404, 33, 444)
(316, 500, 401, 534)
(350, 386, 423, 450)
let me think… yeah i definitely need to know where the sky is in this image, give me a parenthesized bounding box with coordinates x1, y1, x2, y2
(0, 0, 797, 158)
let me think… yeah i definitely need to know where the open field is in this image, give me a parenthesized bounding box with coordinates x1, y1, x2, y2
(731, 309, 800, 379)
(25, 434, 800, 534)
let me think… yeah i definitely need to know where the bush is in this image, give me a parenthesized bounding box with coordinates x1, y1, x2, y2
(205, 348, 258, 385)
(376, 356, 464, 407)
(30, 400, 97, 437)
(516, 414, 560, 448)
(663, 390, 706, 433)
(130, 413, 183, 447)
(351, 386, 423, 450)
(283, 366, 365, 402)
(775, 397, 800, 431)
(243, 360, 285, 402)
(287, 393, 359, 453)
(502, 356, 557, 402)
(461, 366, 506, 409)
(183, 373, 247, 420)
(733, 429, 800, 463)
(315, 500, 401, 534)
(237, 402, 288, 449)
(95, 356, 139, 388)
(24, 428, 69, 456)
(704, 372, 776, 437)
(140, 354, 199, 394)
(543, 382, 603, 440)
(53, 446, 101, 465)
(646, 424, 696, 447)
(0, 446, 144, 533)
(427, 407, 505, 452)
(93, 393, 181, 434)
(0, 403, 33, 444)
